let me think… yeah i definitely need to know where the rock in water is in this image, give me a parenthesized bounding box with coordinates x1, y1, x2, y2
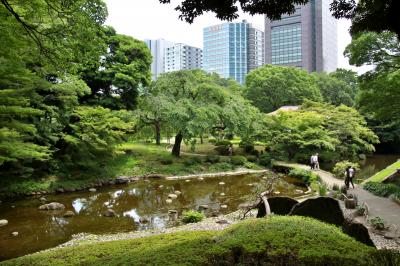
(39, 197, 47, 202)
(38, 202, 66, 211)
(168, 210, 178, 221)
(218, 182, 225, 185)
(289, 197, 344, 226)
(198, 205, 209, 211)
(11, 232, 18, 237)
(342, 219, 375, 247)
(63, 211, 75, 217)
(168, 193, 178, 199)
(103, 209, 116, 217)
(220, 204, 227, 209)
(198, 177, 204, 181)
(88, 188, 96, 192)
(174, 190, 181, 195)
(139, 217, 149, 224)
(166, 199, 173, 204)
(0, 219, 8, 227)
(220, 193, 225, 196)
(116, 176, 130, 184)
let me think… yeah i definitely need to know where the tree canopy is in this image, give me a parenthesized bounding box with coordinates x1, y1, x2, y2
(244, 65, 322, 113)
(159, 0, 400, 38)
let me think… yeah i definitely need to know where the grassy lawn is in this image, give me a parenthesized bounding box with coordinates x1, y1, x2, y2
(3, 216, 395, 266)
(363, 160, 400, 183)
(0, 142, 261, 199)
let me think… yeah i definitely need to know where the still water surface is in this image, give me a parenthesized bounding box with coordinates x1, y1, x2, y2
(0, 173, 305, 260)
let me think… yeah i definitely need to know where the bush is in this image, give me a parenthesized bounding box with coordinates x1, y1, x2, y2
(259, 153, 272, 167)
(245, 155, 258, 163)
(183, 157, 203, 166)
(230, 155, 247, 166)
(333, 160, 360, 179)
(205, 155, 220, 164)
(182, 210, 205, 223)
(160, 158, 173, 165)
(288, 168, 318, 185)
(319, 183, 328, 196)
(363, 182, 400, 198)
(370, 216, 385, 230)
(214, 145, 230, 155)
(208, 138, 216, 144)
(355, 205, 366, 216)
(332, 183, 339, 191)
(239, 141, 255, 153)
(250, 149, 260, 157)
(215, 139, 231, 146)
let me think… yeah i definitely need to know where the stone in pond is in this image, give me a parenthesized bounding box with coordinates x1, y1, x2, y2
(273, 191, 281, 194)
(89, 188, 96, 192)
(166, 199, 173, 204)
(168, 210, 178, 221)
(247, 183, 254, 186)
(39, 197, 47, 202)
(103, 209, 116, 217)
(295, 189, 304, 194)
(220, 193, 225, 196)
(198, 204, 209, 211)
(158, 185, 164, 189)
(342, 219, 375, 247)
(185, 179, 190, 182)
(11, 232, 18, 237)
(63, 211, 75, 217)
(198, 177, 204, 181)
(0, 219, 8, 227)
(174, 190, 181, 195)
(289, 197, 344, 227)
(38, 202, 65, 211)
(56, 188, 64, 193)
(116, 176, 130, 184)
(220, 204, 227, 209)
(168, 193, 178, 199)
(139, 217, 149, 223)
(219, 182, 225, 185)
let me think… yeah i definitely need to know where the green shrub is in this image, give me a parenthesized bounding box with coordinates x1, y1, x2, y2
(182, 210, 205, 223)
(332, 183, 339, 191)
(250, 149, 260, 157)
(259, 153, 272, 167)
(215, 139, 231, 146)
(363, 182, 400, 198)
(355, 205, 366, 216)
(231, 155, 247, 166)
(214, 145, 230, 155)
(288, 168, 318, 185)
(209, 162, 232, 172)
(208, 138, 216, 144)
(239, 141, 255, 153)
(160, 158, 173, 165)
(370, 216, 385, 230)
(333, 161, 360, 179)
(183, 157, 203, 166)
(205, 155, 220, 163)
(245, 155, 258, 163)
(319, 183, 328, 196)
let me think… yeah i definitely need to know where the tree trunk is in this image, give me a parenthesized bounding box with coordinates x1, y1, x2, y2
(155, 121, 161, 145)
(200, 134, 203, 144)
(172, 132, 183, 157)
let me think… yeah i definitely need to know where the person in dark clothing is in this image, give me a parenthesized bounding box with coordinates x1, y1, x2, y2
(345, 166, 355, 189)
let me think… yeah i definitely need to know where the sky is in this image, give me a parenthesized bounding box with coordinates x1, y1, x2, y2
(104, 0, 360, 72)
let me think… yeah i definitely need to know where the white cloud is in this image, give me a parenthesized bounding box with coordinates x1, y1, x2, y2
(104, 0, 368, 73)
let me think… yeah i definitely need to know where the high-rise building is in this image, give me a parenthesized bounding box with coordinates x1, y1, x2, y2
(264, 0, 337, 72)
(144, 39, 174, 80)
(203, 20, 264, 84)
(164, 43, 202, 73)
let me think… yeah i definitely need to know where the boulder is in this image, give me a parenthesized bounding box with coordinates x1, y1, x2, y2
(174, 190, 181, 195)
(64, 188, 76, 193)
(38, 202, 66, 211)
(63, 211, 75, 217)
(166, 199, 173, 204)
(220, 204, 228, 209)
(0, 219, 8, 227)
(168, 210, 178, 221)
(108, 180, 116, 185)
(88, 188, 96, 192)
(103, 209, 116, 217)
(268, 197, 299, 215)
(116, 176, 130, 184)
(139, 217, 149, 224)
(146, 174, 166, 179)
(220, 193, 225, 196)
(185, 180, 190, 182)
(11, 232, 18, 237)
(130, 177, 140, 182)
(289, 197, 344, 227)
(218, 182, 225, 185)
(168, 193, 178, 199)
(198, 177, 204, 181)
(342, 219, 375, 247)
(39, 197, 47, 202)
(56, 188, 64, 193)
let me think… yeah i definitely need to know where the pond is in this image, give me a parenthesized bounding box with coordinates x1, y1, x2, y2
(357, 154, 399, 180)
(0, 173, 306, 261)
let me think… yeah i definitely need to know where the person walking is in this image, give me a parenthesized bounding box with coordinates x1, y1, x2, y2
(348, 166, 355, 189)
(310, 154, 315, 170)
(344, 166, 351, 188)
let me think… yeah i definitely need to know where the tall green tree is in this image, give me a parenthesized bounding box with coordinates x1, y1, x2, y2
(312, 72, 355, 106)
(244, 65, 322, 113)
(80, 26, 152, 110)
(146, 70, 262, 156)
(330, 68, 359, 100)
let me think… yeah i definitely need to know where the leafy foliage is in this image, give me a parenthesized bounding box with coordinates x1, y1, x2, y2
(265, 101, 378, 162)
(182, 210, 205, 223)
(245, 65, 322, 113)
(363, 182, 400, 198)
(312, 72, 355, 106)
(288, 168, 318, 185)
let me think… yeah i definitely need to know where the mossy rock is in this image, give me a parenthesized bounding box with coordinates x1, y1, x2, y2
(3, 216, 399, 266)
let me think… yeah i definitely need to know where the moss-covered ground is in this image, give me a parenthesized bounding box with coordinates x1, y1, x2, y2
(2, 216, 399, 266)
(363, 160, 400, 183)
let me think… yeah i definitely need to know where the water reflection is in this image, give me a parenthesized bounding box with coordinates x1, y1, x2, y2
(123, 208, 140, 222)
(72, 198, 87, 214)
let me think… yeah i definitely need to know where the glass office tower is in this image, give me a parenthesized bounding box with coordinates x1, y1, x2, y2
(264, 0, 337, 72)
(203, 20, 264, 84)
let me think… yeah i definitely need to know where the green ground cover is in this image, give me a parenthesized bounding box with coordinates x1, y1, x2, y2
(3, 216, 398, 266)
(363, 160, 400, 183)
